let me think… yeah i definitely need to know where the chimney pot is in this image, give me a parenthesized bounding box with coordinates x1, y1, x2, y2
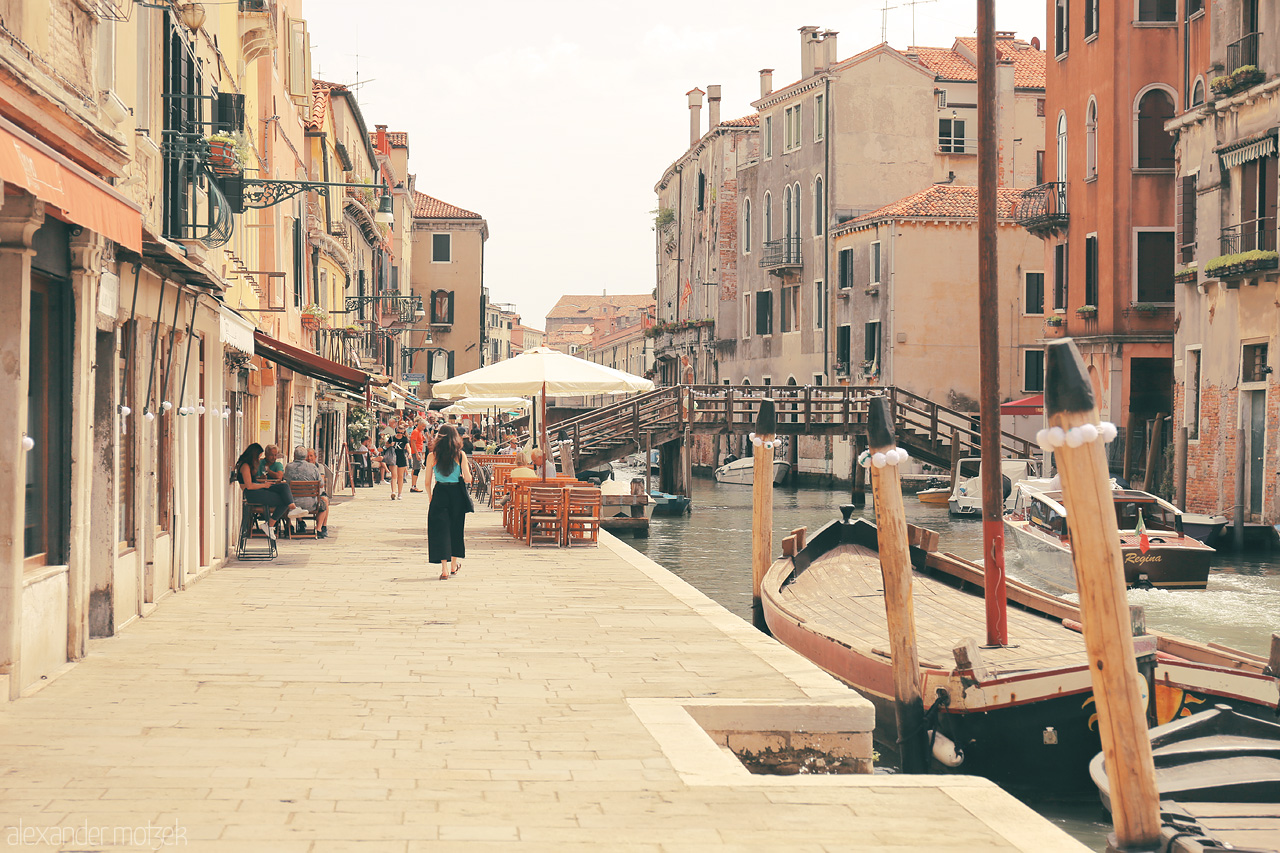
(799, 25, 821, 78)
(707, 84, 722, 129)
(759, 68, 774, 98)
(687, 87, 705, 147)
(823, 30, 839, 69)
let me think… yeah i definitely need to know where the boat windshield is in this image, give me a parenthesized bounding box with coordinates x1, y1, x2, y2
(1114, 500, 1178, 532)
(1028, 498, 1066, 537)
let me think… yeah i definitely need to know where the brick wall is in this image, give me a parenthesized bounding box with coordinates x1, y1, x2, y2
(47, 0, 96, 96)
(1179, 377, 1280, 522)
(718, 177, 738, 303)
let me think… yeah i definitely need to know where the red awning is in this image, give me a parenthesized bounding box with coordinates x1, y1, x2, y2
(253, 330, 371, 395)
(1001, 394, 1044, 416)
(0, 117, 142, 252)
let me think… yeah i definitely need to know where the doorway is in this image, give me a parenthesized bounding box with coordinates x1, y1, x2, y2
(1247, 390, 1266, 519)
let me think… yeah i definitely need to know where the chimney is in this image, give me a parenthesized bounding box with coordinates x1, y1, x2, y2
(375, 124, 388, 153)
(1030, 36, 1041, 50)
(823, 30, 839, 69)
(759, 68, 774, 98)
(707, 84, 722, 129)
(687, 87, 705, 147)
(800, 25, 821, 78)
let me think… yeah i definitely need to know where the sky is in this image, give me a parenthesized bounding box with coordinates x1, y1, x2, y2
(302, 0, 1046, 331)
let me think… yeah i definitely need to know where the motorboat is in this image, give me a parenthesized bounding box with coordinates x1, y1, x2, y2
(948, 457, 1038, 517)
(1180, 512, 1229, 545)
(713, 456, 791, 485)
(649, 490, 691, 516)
(1004, 479, 1215, 593)
(1090, 705, 1280, 811)
(917, 487, 951, 505)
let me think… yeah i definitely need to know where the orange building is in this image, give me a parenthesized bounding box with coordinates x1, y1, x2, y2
(1018, 0, 1210, 459)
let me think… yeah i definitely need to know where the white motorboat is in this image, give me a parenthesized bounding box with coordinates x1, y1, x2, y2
(714, 457, 791, 485)
(948, 457, 1039, 517)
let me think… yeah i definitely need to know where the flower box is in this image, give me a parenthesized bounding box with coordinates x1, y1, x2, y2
(301, 314, 322, 331)
(206, 138, 240, 175)
(1075, 305, 1097, 318)
(1210, 66, 1266, 96)
(1044, 322, 1066, 338)
(1205, 250, 1280, 280)
(1174, 267, 1198, 284)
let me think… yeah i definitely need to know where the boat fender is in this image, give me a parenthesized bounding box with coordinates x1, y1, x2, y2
(929, 732, 964, 768)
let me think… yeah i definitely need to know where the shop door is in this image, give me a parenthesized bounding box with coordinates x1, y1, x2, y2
(25, 272, 72, 566)
(1249, 390, 1266, 518)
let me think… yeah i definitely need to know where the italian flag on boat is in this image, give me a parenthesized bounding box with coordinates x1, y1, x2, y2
(1136, 509, 1150, 553)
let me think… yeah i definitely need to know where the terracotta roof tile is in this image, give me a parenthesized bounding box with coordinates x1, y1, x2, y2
(547, 294, 656, 318)
(841, 185, 1023, 228)
(307, 79, 345, 130)
(369, 131, 409, 149)
(719, 114, 760, 127)
(912, 39, 1045, 89)
(412, 191, 482, 220)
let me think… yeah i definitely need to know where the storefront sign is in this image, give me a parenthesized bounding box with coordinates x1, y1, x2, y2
(97, 270, 119, 319)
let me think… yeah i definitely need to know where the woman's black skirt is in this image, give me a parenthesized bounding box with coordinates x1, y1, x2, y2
(428, 481, 469, 563)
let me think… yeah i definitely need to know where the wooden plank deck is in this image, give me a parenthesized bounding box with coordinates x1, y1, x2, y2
(777, 544, 1088, 675)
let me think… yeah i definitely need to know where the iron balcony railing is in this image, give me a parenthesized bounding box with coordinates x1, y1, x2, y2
(1014, 182, 1069, 234)
(759, 237, 802, 270)
(1228, 32, 1261, 73)
(1220, 219, 1277, 255)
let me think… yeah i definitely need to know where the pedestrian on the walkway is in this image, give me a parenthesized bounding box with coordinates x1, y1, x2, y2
(231, 443, 304, 540)
(388, 424, 411, 500)
(426, 424, 473, 580)
(408, 419, 427, 493)
(363, 436, 388, 483)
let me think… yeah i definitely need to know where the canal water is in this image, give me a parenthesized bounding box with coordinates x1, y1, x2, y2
(626, 471, 1280, 850)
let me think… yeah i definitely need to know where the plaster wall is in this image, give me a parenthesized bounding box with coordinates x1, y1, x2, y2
(410, 221, 486, 382)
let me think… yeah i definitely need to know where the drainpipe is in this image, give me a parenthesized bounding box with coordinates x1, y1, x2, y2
(675, 165, 684, 327)
(887, 223, 896, 385)
(823, 75, 831, 381)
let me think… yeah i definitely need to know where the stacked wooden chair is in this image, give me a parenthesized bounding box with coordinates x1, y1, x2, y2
(563, 487, 602, 547)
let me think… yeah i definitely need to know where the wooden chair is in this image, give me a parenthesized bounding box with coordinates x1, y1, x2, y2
(287, 480, 324, 538)
(489, 464, 516, 508)
(525, 486, 566, 546)
(564, 487, 602, 547)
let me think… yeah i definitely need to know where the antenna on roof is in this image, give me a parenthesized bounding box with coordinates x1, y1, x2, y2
(901, 0, 937, 47)
(879, 0, 898, 42)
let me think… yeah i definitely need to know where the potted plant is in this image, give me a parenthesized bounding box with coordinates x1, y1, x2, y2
(204, 133, 240, 174)
(301, 305, 327, 331)
(1130, 302, 1161, 315)
(1076, 304, 1098, 318)
(342, 324, 363, 339)
(1206, 249, 1280, 279)
(1174, 264, 1198, 284)
(1043, 315, 1065, 337)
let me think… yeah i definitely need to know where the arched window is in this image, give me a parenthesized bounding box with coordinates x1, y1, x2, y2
(814, 176, 824, 235)
(783, 186, 793, 241)
(1191, 77, 1205, 107)
(1056, 112, 1068, 182)
(697, 171, 706, 211)
(741, 378, 751, 385)
(743, 198, 752, 253)
(1136, 87, 1176, 169)
(1086, 99, 1097, 179)
(764, 192, 773, 242)
(792, 183, 802, 241)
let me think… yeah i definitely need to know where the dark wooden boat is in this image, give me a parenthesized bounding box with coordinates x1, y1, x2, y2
(1090, 705, 1280, 812)
(1155, 802, 1280, 853)
(762, 508, 1280, 793)
(649, 490, 691, 516)
(1005, 481, 1214, 592)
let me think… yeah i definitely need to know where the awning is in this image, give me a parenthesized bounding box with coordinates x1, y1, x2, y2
(1001, 394, 1044, 416)
(1218, 130, 1278, 169)
(0, 116, 142, 252)
(219, 305, 256, 354)
(253, 330, 370, 394)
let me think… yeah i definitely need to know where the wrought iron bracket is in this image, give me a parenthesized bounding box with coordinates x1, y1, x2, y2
(241, 179, 388, 210)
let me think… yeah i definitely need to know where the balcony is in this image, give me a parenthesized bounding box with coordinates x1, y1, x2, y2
(1228, 32, 1261, 74)
(1220, 220, 1276, 255)
(1208, 221, 1279, 283)
(1014, 182, 1069, 237)
(760, 237, 802, 273)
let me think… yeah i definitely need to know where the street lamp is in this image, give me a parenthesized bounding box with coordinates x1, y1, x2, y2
(375, 194, 394, 224)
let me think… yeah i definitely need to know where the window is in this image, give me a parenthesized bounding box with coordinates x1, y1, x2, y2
(1178, 175, 1197, 264)
(814, 176, 824, 235)
(814, 280, 825, 329)
(1135, 231, 1175, 302)
(1137, 0, 1175, 22)
(814, 374, 825, 386)
(781, 284, 800, 332)
(784, 104, 802, 151)
(432, 233, 451, 262)
(1136, 88, 1176, 169)
(743, 198, 752, 253)
(1238, 154, 1276, 253)
(838, 248, 853, 289)
(864, 321, 882, 367)
(791, 183, 802, 241)
(1186, 348, 1201, 440)
(1036, 150, 1045, 184)
(1036, 98, 1046, 117)
(764, 192, 773, 241)
(1085, 236, 1099, 306)
(27, 269, 72, 565)
(431, 289, 455, 325)
(939, 118, 967, 153)
(1191, 78, 1205, 107)
(836, 324, 851, 372)
(763, 376, 772, 386)
(1086, 99, 1098, 178)
(1056, 113, 1067, 182)
(756, 289, 773, 335)
(784, 186, 793, 240)
(742, 291, 751, 338)
(814, 94, 825, 140)
(1243, 342, 1269, 383)
(1055, 0, 1069, 55)
(1085, 0, 1099, 37)
(1025, 272, 1045, 315)
(764, 115, 772, 158)
(870, 241, 882, 284)
(1187, 0, 1204, 14)
(287, 18, 311, 98)
(697, 171, 706, 211)
(1054, 242, 1069, 310)
(1024, 349, 1046, 392)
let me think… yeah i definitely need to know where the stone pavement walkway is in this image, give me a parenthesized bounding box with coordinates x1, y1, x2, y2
(0, 490, 1087, 852)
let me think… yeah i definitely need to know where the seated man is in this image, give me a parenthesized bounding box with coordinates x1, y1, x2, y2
(258, 444, 286, 481)
(285, 446, 330, 538)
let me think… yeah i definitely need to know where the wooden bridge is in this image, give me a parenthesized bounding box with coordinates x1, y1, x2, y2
(551, 385, 1038, 478)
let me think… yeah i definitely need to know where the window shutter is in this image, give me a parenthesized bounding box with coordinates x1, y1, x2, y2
(288, 19, 310, 99)
(447, 350, 455, 378)
(1178, 176, 1196, 263)
(217, 92, 245, 134)
(838, 249, 849, 288)
(447, 291, 455, 325)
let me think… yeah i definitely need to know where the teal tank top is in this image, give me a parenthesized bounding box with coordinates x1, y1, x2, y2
(434, 463, 462, 483)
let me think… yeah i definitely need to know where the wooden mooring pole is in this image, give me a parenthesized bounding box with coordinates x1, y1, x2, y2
(1045, 340, 1160, 851)
(1173, 426, 1187, 511)
(867, 397, 929, 774)
(751, 399, 776, 632)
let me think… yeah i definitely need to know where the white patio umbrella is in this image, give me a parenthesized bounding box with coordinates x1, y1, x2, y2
(431, 347, 654, 478)
(440, 396, 532, 416)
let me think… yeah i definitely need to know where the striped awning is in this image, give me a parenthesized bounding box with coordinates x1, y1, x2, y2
(1219, 133, 1277, 169)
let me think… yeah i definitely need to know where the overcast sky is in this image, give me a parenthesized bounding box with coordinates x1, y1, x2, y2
(302, 0, 1045, 330)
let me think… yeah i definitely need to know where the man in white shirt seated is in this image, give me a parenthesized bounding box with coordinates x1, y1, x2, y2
(285, 447, 330, 538)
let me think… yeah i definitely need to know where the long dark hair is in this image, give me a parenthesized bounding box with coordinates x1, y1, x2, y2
(231, 443, 263, 483)
(434, 424, 461, 475)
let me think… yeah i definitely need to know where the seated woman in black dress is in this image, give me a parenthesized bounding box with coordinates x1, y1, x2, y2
(231, 443, 304, 540)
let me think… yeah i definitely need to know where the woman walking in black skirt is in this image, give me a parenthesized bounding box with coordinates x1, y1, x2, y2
(426, 424, 473, 580)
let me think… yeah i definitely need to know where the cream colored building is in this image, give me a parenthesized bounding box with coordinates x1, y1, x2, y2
(408, 192, 488, 394)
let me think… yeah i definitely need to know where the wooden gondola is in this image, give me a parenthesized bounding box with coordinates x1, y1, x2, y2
(761, 508, 1280, 793)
